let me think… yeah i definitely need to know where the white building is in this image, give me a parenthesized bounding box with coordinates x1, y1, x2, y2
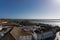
(32, 30, 55, 40)
(10, 27, 32, 40)
(54, 31, 60, 40)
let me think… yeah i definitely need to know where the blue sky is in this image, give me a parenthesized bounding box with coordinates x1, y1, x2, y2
(0, 0, 60, 19)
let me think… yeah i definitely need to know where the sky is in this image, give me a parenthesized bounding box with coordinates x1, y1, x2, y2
(0, 0, 60, 19)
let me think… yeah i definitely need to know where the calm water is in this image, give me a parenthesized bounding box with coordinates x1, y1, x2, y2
(31, 20, 60, 26)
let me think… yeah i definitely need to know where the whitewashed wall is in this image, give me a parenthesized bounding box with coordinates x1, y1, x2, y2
(19, 36, 32, 40)
(37, 31, 54, 40)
